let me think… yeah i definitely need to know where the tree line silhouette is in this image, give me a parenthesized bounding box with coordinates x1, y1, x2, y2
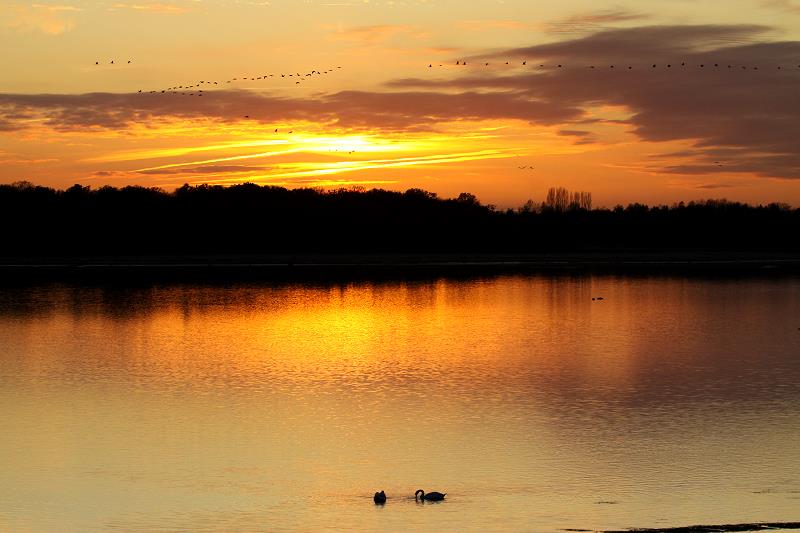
(1, 181, 798, 257)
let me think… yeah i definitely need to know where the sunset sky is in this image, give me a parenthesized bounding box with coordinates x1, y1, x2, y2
(1, 0, 799, 207)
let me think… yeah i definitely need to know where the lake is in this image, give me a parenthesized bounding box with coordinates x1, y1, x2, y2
(1, 274, 799, 532)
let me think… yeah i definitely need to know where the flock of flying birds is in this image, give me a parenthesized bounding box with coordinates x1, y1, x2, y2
(432, 60, 800, 70)
(94, 60, 342, 96)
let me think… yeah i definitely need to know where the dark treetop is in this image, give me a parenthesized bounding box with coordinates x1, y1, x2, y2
(2, 182, 799, 258)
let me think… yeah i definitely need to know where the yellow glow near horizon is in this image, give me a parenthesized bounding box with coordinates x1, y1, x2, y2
(208, 149, 515, 185)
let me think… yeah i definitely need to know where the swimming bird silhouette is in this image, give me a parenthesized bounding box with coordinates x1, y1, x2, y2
(415, 490, 445, 501)
(374, 491, 387, 504)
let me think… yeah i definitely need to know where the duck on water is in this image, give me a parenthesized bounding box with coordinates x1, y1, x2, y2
(373, 491, 386, 504)
(415, 489, 446, 501)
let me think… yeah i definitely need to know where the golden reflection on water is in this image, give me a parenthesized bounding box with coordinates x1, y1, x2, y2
(1, 275, 800, 532)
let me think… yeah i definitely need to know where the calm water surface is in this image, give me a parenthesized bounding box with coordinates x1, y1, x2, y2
(1, 275, 799, 532)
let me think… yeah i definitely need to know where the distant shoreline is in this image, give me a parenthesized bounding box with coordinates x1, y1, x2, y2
(3, 252, 800, 282)
(596, 521, 800, 533)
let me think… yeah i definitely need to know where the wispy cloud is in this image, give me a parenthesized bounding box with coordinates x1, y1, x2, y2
(138, 164, 272, 175)
(1, 3, 80, 34)
(110, 2, 191, 13)
(696, 182, 734, 189)
(203, 150, 513, 185)
(760, 0, 800, 14)
(454, 20, 527, 32)
(540, 10, 647, 35)
(325, 24, 426, 43)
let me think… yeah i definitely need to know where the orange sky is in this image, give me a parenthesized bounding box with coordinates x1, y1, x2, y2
(1, 0, 800, 207)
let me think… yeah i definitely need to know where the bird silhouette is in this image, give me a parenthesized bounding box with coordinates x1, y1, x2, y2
(415, 490, 445, 502)
(373, 491, 387, 504)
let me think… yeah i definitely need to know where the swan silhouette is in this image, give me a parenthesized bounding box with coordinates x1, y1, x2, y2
(415, 489, 446, 501)
(373, 490, 386, 504)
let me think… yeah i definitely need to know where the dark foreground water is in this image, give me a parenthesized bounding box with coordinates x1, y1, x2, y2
(1, 275, 799, 532)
